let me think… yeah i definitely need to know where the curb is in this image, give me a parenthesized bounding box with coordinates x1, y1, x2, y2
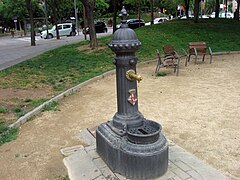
(212, 51, 240, 56)
(8, 70, 115, 129)
(8, 51, 240, 129)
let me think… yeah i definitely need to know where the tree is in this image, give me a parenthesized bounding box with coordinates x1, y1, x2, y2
(235, 0, 240, 20)
(150, 0, 154, 25)
(25, 0, 36, 46)
(215, 0, 220, 18)
(112, 0, 118, 33)
(80, 0, 97, 48)
(0, 0, 43, 30)
(48, 0, 60, 39)
(184, 0, 191, 18)
(95, 0, 109, 17)
(193, 0, 200, 22)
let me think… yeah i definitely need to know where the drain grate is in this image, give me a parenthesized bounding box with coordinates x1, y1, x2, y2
(127, 120, 161, 144)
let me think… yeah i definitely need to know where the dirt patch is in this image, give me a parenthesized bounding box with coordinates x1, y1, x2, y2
(0, 88, 54, 124)
(77, 44, 107, 54)
(0, 54, 239, 180)
(0, 88, 52, 101)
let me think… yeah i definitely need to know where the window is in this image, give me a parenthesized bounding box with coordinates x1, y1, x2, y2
(57, 25, 62, 30)
(63, 25, 71, 29)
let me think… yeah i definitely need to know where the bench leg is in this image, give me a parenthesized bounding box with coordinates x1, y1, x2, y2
(202, 54, 205, 62)
(155, 64, 160, 74)
(176, 58, 180, 76)
(195, 55, 197, 64)
(210, 54, 212, 64)
(155, 60, 161, 74)
(185, 55, 190, 66)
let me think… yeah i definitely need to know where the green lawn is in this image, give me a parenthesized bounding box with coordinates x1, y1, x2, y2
(0, 19, 239, 144)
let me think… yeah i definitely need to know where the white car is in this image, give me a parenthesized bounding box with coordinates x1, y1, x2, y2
(41, 23, 74, 39)
(145, 17, 168, 25)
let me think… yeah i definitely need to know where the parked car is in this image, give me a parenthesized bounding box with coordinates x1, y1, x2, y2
(127, 19, 145, 29)
(145, 17, 168, 25)
(210, 12, 233, 18)
(83, 21, 108, 34)
(41, 23, 75, 39)
(117, 19, 145, 29)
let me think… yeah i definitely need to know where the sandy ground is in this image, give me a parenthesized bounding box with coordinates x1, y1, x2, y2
(0, 54, 239, 180)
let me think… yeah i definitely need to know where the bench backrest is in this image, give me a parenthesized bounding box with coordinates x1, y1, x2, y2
(189, 42, 207, 53)
(163, 44, 176, 56)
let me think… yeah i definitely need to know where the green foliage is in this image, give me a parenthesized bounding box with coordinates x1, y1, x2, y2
(27, 98, 49, 107)
(42, 101, 59, 111)
(0, 122, 18, 146)
(95, 0, 110, 17)
(0, 0, 43, 28)
(0, 105, 8, 113)
(156, 72, 167, 76)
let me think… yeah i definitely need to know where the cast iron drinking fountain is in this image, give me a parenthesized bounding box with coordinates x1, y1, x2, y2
(96, 7, 168, 179)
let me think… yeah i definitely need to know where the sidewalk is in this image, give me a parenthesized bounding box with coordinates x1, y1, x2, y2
(62, 129, 227, 180)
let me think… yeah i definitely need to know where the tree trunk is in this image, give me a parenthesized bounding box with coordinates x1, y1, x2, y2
(215, 0, 220, 18)
(113, 0, 117, 33)
(81, 0, 97, 48)
(194, 0, 200, 22)
(52, 0, 60, 39)
(225, 0, 228, 18)
(184, 0, 190, 18)
(26, 0, 36, 46)
(235, 0, 240, 20)
(150, 0, 154, 25)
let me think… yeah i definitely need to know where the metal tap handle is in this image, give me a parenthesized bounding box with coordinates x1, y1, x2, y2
(126, 70, 143, 83)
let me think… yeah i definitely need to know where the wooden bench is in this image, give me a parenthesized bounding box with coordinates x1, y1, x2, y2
(155, 44, 180, 76)
(184, 42, 213, 66)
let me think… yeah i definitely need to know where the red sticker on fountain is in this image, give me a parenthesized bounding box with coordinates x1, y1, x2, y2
(128, 89, 137, 105)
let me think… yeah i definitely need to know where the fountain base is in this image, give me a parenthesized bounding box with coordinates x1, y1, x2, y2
(96, 120, 168, 179)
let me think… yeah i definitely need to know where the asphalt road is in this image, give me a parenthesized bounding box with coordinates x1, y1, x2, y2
(0, 28, 113, 70)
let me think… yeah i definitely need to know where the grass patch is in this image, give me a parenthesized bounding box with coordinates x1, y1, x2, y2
(0, 118, 18, 146)
(0, 105, 8, 113)
(42, 101, 59, 111)
(156, 72, 167, 76)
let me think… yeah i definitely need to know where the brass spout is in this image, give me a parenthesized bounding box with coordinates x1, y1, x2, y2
(126, 70, 143, 83)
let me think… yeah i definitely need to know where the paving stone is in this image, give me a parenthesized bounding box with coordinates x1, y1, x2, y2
(186, 170, 203, 180)
(170, 175, 182, 180)
(185, 178, 195, 180)
(79, 129, 96, 146)
(157, 170, 176, 179)
(100, 166, 119, 180)
(114, 173, 128, 180)
(60, 145, 84, 156)
(169, 145, 227, 180)
(93, 157, 107, 169)
(168, 161, 179, 171)
(172, 167, 190, 179)
(93, 175, 106, 180)
(85, 144, 97, 152)
(63, 150, 101, 180)
(88, 149, 100, 159)
(174, 160, 193, 172)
